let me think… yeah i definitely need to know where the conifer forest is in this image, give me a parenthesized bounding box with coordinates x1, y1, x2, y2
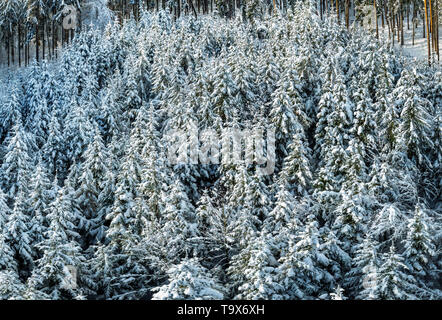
(0, 1, 441, 300)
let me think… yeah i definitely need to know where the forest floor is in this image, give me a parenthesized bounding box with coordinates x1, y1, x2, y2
(390, 23, 442, 63)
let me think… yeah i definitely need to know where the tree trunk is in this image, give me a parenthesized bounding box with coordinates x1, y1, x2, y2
(424, 0, 431, 65)
(412, 6, 416, 46)
(11, 29, 14, 65)
(336, 0, 340, 24)
(374, 0, 379, 39)
(436, 0, 440, 61)
(18, 24, 21, 67)
(400, 4, 404, 45)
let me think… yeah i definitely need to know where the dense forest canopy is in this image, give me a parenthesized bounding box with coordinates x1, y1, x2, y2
(0, 2, 441, 300)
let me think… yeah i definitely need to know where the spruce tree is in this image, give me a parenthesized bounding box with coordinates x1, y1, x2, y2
(402, 204, 438, 297)
(5, 186, 33, 276)
(76, 125, 111, 246)
(31, 188, 86, 300)
(0, 118, 33, 201)
(377, 245, 418, 300)
(152, 258, 225, 300)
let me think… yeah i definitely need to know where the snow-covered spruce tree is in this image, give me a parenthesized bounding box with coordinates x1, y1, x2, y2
(22, 276, 50, 300)
(226, 40, 260, 122)
(28, 159, 53, 257)
(345, 235, 380, 299)
(42, 107, 67, 180)
(263, 183, 300, 255)
(137, 107, 167, 223)
(0, 83, 23, 145)
(314, 58, 352, 192)
(0, 118, 34, 201)
(329, 285, 347, 300)
(151, 47, 174, 102)
(210, 55, 238, 123)
(152, 257, 224, 300)
(279, 130, 312, 197)
(76, 125, 111, 247)
(332, 190, 370, 254)
(30, 187, 88, 300)
(227, 165, 269, 249)
(100, 121, 151, 299)
(276, 234, 307, 299)
(366, 154, 418, 206)
(156, 177, 197, 269)
(350, 76, 377, 155)
(429, 110, 442, 201)
(193, 67, 221, 130)
(320, 227, 352, 293)
(340, 137, 367, 194)
(0, 186, 10, 232)
(376, 245, 419, 300)
(102, 186, 144, 299)
(402, 204, 438, 298)
(279, 214, 333, 299)
(89, 242, 112, 299)
(244, 0, 264, 24)
(0, 270, 25, 300)
(371, 203, 408, 251)
(372, 48, 395, 151)
(63, 96, 95, 167)
(256, 48, 281, 108)
(61, 29, 97, 99)
(127, 109, 174, 290)
(5, 186, 33, 277)
(121, 53, 143, 123)
(341, 74, 376, 193)
(162, 89, 201, 201)
(269, 64, 308, 163)
(0, 232, 17, 273)
(393, 67, 434, 169)
(79, 71, 100, 122)
(39, 62, 62, 112)
(106, 127, 143, 233)
(217, 115, 245, 191)
(228, 232, 282, 300)
(194, 190, 237, 276)
(24, 68, 51, 150)
(98, 68, 129, 141)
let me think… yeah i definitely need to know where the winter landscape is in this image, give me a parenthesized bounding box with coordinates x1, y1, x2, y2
(0, 1, 441, 300)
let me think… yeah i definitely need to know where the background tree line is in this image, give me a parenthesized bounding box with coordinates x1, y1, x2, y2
(0, 0, 440, 67)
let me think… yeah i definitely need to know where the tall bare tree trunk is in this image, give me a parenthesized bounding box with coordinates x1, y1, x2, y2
(18, 24, 21, 67)
(429, 0, 434, 58)
(336, 0, 340, 23)
(412, 5, 416, 45)
(11, 30, 14, 65)
(436, 0, 440, 61)
(374, 0, 379, 39)
(400, 4, 404, 45)
(424, 0, 431, 65)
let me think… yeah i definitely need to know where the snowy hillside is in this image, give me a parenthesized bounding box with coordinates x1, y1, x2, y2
(0, 4, 441, 300)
